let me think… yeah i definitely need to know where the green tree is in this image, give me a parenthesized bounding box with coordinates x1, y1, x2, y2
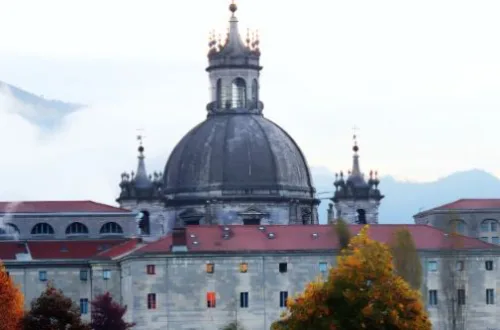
(333, 218, 351, 250)
(22, 282, 90, 330)
(389, 227, 423, 289)
(272, 225, 431, 330)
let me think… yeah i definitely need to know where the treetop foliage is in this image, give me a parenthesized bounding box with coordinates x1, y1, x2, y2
(91, 292, 135, 330)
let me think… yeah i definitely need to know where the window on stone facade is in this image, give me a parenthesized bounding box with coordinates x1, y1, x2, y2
(279, 291, 288, 308)
(240, 292, 249, 308)
(427, 261, 437, 272)
(356, 209, 367, 225)
(486, 289, 495, 305)
(240, 262, 248, 273)
(481, 237, 489, 242)
(80, 270, 88, 281)
(138, 210, 151, 236)
(99, 222, 123, 235)
(319, 262, 328, 276)
(146, 265, 156, 275)
(80, 299, 89, 314)
(428, 290, 438, 306)
(456, 261, 464, 271)
(457, 289, 466, 305)
(450, 220, 466, 234)
(31, 223, 55, 235)
(206, 263, 214, 274)
(103, 269, 111, 280)
(147, 293, 156, 309)
(231, 78, 247, 108)
(481, 219, 498, 232)
(493, 237, 499, 244)
(279, 262, 288, 273)
(486, 260, 494, 271)
(66, 222, 89, 236)
(39, 271, 47, 282)
(6, 271, 9, 277)
(0, 223, 19, 237)
(207, 292, 216, 308)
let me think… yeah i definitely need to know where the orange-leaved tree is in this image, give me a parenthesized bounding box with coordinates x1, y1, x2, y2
(271, 225, 432, 330)
(0, 262, 24, 330)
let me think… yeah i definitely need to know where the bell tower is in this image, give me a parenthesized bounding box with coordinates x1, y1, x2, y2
(206, 1, 264, 116)
(329, 134, 384, 224)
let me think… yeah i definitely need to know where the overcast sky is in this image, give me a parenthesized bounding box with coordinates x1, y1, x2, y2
(0, 0, 499, 203)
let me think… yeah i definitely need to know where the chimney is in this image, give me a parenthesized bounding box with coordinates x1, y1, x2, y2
(171, 227, 188, 252)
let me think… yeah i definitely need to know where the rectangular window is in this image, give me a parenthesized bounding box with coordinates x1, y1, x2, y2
(493, 237, 499, 245)
(207, 292, 216, 308)
(240, 262, 248, 273)
(456, 261, 464, 271)
(39, 271, 47, 282)
(6, 271, 9, 277)
(103, 270, 111, 280)
(481, 223, 489, 232)
(486, 260, 494, 271)
(147, 293, 156, 309)
(319, 262, 328, 275)
(481, 237, 489, 242)
(146, 265, 156, 275)
(487, 289, 495, 305)
(279, 262, 288, 273)
(80, 270, 88, 281)
(457, 289, 466, 305)
(492, 222, 498, 232)
(240, 292, 249, 308)
(427, 261, 437, 272)
(206, 263, 214, 274)
(279, 291, 288, 308)
(428, 290, 438, 306)
(80, 299, 89, 314)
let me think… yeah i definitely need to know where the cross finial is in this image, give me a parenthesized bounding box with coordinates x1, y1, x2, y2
(136, 129, 146, 155)
(352, 126, 359, 142)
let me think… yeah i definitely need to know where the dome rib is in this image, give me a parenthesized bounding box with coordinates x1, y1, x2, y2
(251, 115, 278, 187)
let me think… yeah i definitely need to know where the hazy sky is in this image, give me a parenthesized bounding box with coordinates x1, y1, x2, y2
(0, 0, 499, 203)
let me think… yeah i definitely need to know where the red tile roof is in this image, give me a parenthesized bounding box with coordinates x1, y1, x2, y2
(415, 199, 500, 217)
(97, 238, 143, 259)
(136, 224, 498, 254)
(0, 240, 130, 261)
(0, 201, 131, 214)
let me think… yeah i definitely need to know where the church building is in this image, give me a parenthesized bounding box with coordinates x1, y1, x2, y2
(1, 2, 500, 330)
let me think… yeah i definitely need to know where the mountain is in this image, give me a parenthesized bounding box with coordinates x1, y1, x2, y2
(0, 81, 82, 129)
(311, 167, 500, 224)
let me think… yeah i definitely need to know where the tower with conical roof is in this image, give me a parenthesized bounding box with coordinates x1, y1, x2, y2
(328, 135, 383, 224)
(117, 136, 165, 237)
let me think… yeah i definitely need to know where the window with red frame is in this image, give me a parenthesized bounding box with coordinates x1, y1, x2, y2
(146, 265, 156, 275)
(147, 293, 156, 309)
(207, 292, 216, 308)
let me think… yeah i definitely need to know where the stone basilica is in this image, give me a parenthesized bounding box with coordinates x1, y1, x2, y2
(1, 2, 500, 330)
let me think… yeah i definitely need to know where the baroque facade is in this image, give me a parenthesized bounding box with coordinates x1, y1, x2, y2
(1, 2, 500, 330)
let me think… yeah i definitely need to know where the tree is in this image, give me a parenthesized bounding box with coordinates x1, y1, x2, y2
(22, 282, 90, 330)
(0, 262, 24, 330)
(91, 292, 135, 330)
(333, 218, 351, 250)
(272, 225, 431, 330)
(439, 216, 468, 330)
(220, 320, 245, 330)
(389, 227, 423, 289)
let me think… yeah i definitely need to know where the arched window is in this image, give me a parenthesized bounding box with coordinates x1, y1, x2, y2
(449, 219, 466, 235)
(216, 79, 222, 106)
(65, 222, 89, 236)
(0, 223, 20, 236)
(31, 223, 55, 235)
(100, 222, 123, 235)
(356, 209, 367, 224)
(138, 210, 151, 236)
(231, 78, 246, 108)
(480, 219, 499, 244)
(251, 79, 259, 103)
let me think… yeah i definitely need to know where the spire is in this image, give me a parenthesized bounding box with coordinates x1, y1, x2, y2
(351, 132, 362, 177)
(134, 135, 153, 189)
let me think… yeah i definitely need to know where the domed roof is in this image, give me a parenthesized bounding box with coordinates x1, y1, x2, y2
(163, 114, 315, 197)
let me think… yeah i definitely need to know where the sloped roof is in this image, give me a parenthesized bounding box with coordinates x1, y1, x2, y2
(0, 239, 129, 260)
(0, 201, 131, 214)
(414, 199, 500, 218)
(136, 224, 498, 255)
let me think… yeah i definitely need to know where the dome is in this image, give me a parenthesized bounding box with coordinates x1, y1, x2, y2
(163, 114, 315, 198)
